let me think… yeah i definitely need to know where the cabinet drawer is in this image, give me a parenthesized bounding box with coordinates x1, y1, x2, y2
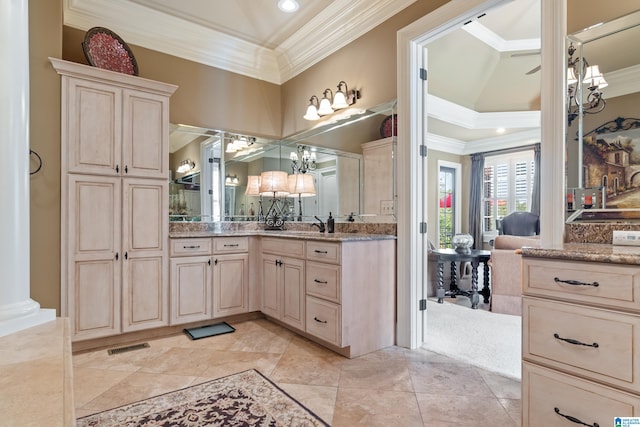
(213, 236, 249, 254)
(523, 362, 640, 426)
(523, 258, 640, 311)
(306, 241, 341, 264)
(523, 297, 640, 392)
(262, 237, 304, 258)
(306, 296, 341, 346)
(170, 238, 212, 256)
(306, 262, 341, 303)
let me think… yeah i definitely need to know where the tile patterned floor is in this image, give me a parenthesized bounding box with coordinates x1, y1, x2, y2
(73, 318, 521, 426)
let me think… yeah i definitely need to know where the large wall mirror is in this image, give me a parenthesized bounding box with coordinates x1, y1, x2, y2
(566, 9, 640, 217)
(169, 100, 396, 223)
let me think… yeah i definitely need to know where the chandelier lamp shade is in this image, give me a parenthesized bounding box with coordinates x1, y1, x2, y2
(567, 43, 607, 126)
(304, 80, 361, 120)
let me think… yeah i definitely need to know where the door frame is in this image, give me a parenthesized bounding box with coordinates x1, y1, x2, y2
(395, 0, 565, 348)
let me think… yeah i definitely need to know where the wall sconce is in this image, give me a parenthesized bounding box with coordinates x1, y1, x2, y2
(303, 80, 361, 120)
(290, 145, 317, 174)
(259, 171, 290, 229)
(177, 159, 195, 173)
(303, 95, 320, 121)
(225, 174, 239, 186)
(287, 173, 316, 221)
(225, 135, 255, 153)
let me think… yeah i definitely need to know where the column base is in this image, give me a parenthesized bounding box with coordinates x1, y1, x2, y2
(0, 308, 56, 338)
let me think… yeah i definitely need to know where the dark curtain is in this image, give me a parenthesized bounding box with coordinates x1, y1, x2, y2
(469, 153, 484, 249)
(530, 143, 541, 216)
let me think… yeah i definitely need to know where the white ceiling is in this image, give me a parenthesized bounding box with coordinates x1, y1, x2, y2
(64, 0, 639, 153)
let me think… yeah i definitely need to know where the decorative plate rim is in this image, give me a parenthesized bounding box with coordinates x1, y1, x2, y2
(82, 26, 139, 76)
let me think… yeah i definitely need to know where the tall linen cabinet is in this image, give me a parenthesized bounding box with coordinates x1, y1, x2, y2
(51, 58, 177, 341)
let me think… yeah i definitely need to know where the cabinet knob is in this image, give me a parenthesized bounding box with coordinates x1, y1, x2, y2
(115, 165, 119, 173)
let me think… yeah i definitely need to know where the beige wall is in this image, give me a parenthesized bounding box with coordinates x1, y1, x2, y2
(29, 0, 63, 314)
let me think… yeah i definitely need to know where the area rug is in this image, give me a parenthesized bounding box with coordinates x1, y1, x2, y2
(76, 369, 330, 426)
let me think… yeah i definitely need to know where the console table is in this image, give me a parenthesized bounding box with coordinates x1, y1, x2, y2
(430, 248, 491, 309)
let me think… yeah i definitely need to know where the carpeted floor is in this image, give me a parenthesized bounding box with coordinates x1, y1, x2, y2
(76, 369, 329, 426)
(423, 298, 521, 380)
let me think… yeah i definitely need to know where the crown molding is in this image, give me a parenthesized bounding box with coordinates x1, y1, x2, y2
(64, 0, 416, 84)
(462, 20, 540, 51)
(601, 64, 640, 99)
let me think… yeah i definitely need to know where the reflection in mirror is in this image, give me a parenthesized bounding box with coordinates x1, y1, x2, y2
(566, 9, 640, 215)
(169, 100, 397, 223)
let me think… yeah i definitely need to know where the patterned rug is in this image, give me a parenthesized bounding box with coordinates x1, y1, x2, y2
(76, 369, 330, 426)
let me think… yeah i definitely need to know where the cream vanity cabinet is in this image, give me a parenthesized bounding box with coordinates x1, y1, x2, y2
(521, 254, 640, 425)
(261, 238, 306, 331)
(305, 239, 395, 358)
(169, 238, 214, 324)
(212, 237, 250, 317)
(170, 237, 250, 324)
(51, 58, 177, 341)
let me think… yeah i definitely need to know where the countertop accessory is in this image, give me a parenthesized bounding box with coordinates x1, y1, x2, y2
(452, 233, 474, 253)
(82, 27, 139, 76)
(380, 114, 397, 138)
(327, 212, 335, 233)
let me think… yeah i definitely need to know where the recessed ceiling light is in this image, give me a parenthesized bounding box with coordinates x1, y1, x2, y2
(278, 0, 299, 13)
(496, 127, 506, 134)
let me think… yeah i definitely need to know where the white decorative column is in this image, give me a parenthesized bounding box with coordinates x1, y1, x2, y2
(0, 0, 55, 336)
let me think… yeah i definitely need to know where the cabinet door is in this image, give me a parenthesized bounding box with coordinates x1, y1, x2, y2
(261, 253, 280, 319)
(281, 256, 305, 331)
(122, 179, 169, 331)
(122, 89, 169, 178)
(213, 254, 249, 317)
(67, 175, 121, 340)
(170, 256, 212, 325)
(66, 78, 122, 176)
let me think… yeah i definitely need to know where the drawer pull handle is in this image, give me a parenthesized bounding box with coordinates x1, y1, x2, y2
(314, 279, 328, 284)
(223, 244, 239, 247)
(314, 317, 328, 324)
(554, 277, 599, 287)
(183, 245, 201, 249)
(553, 333, 599, 348)
(554, 407, 599, 427)
(314, 250, 328, 254)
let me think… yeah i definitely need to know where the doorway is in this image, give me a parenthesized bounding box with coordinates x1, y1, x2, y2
(396, 0, 541, 377)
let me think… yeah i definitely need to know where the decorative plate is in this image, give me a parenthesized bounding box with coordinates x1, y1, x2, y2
(380, 114, 398, 138)
(82, 27, 139, 76)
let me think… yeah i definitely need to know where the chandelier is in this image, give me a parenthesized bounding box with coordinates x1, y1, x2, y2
(290, 145, 316, 174)
(567, 43, 607, 126)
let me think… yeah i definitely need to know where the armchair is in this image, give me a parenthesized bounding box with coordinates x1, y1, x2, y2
(490, 211, 540, 316)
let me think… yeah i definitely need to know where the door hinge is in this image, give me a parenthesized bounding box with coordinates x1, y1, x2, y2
(208, 189, 213, 195)
(208, 157, 214, 163)
(419, 68, 427, 81)
(419, 299, 427, 311)
(419, 144, 427, 157)
(419, 222, 427, 234)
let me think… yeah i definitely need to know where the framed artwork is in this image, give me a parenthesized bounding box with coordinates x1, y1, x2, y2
(582, 117, 640, 209)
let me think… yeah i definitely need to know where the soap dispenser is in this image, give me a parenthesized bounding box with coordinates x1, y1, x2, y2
(327, 212, 335, 233)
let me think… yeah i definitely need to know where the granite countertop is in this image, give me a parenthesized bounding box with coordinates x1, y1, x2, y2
(521, 242, 640, 265)
(169, 230, 397, 242)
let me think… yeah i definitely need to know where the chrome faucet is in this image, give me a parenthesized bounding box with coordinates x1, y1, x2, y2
(311, 216, 326, 233)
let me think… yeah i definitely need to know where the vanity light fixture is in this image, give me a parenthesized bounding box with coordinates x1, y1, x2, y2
(225, 135, 255, 153)
(177, 159, 195, 173)
(303, 81, 361, 120)
(332, 81, 360, 109)
(303, 95, 320, 121)
(225, 174, 239, 186)
(290, 145, 317, 174)
(317, 88, 335, 116)
(567, 43, 607, 126)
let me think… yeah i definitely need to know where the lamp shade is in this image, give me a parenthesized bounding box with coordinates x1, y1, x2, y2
(287, 173, 316, 197)
(259, 171, 290, 196)
(245, 175, 261, 195)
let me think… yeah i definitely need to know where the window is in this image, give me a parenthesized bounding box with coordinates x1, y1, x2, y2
(438, 166, 456, 248)
(483, 151, 535, 232)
